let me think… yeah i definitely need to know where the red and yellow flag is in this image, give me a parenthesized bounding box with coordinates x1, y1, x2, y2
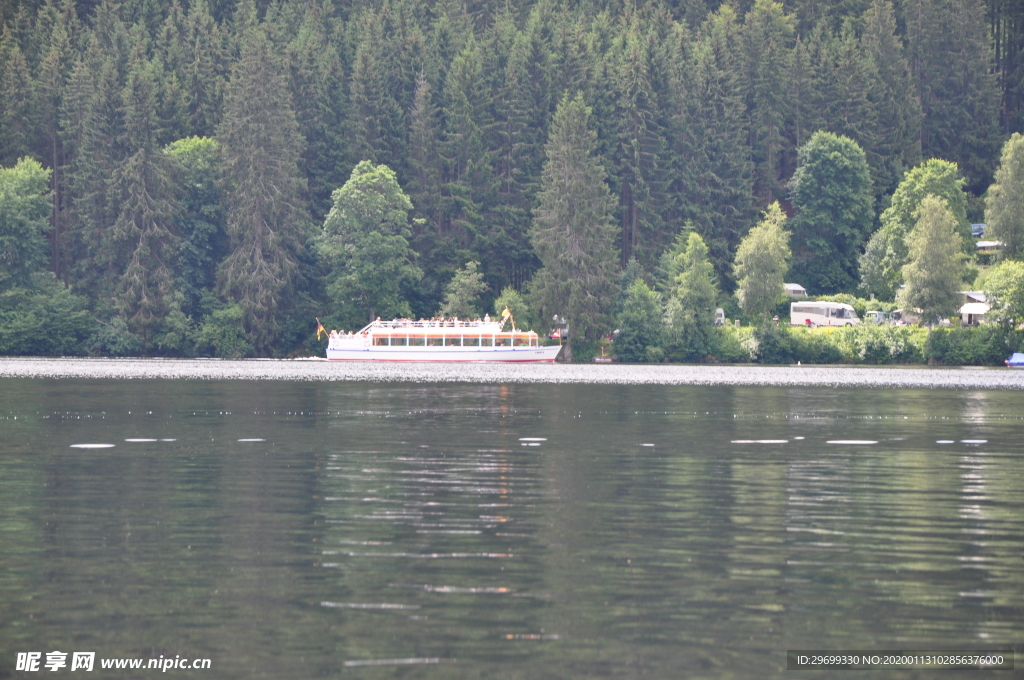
(315, 318, 327, 340)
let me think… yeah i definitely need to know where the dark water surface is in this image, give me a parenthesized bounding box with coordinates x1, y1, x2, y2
(1, 378, 1022, 678)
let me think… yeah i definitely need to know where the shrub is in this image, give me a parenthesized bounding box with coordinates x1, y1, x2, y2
(925, 326, 1023, 365)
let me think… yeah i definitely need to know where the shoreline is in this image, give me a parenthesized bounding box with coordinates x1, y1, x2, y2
(2, 357, 1024, 390)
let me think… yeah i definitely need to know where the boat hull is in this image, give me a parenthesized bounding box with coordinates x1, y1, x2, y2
(326, 345, 562, 362)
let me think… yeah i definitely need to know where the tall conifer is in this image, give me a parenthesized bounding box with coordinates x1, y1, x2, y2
(529, 93, 619, 343)
(216, 27, 310, 352)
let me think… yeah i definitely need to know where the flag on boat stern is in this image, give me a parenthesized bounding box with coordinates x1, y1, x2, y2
(315, 318, 327, 340)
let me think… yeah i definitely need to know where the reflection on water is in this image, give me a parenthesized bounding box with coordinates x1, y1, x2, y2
(0, 379, 1022, 678)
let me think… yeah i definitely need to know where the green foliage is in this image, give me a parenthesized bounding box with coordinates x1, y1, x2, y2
(0, 273, 92, 356)
(924, 326, 1023, 366)
(980, 260, 1024, 324)
(315, 160, 421, 328)
(862, 159, 969, 300)
(217, 27, 310, 354)
(789, 131, 874, 294)
(438, 261, 487, 319)
(166, 136, 227, 319)
(751, 322, 794, 363)
(734, 202, 791, 323)
(89, 315, 143, 356)
(530, 93, 619, 344)
(664, 232, 720, 361)
(615, 277, 663, 363)
(901, 195, 967, 326)
(0, 158, 51, 285)
(985, 132, 1024, 260)
(192, 302, 253, 358)
(493, 286, 537, 333)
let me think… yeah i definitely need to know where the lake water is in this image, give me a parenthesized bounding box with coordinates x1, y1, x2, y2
(1, 372, 1022, 678)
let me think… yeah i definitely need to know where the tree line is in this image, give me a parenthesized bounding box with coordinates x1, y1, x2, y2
(0, 0, 1020, 357)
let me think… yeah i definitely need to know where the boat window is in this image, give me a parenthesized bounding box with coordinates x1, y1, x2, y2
(481, 337, 493, 347)
(409, 335, 425, 346)
(531, 337, 537, 347)
(428, 336, 443, 346)
(373, 336, 389, 346)
(514, 336, 530, 347)
(495, 336, 509, 347)
(391, 336, 408, 346)
(463, 336, 480, 346)
(445, 336, 462, 346)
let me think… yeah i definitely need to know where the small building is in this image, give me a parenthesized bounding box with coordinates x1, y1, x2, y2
(784, 283, 807, 298)
(971, 223, 986, 238)
(959, 291, 989, 326)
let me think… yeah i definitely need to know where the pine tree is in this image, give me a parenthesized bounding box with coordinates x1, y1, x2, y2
(110, 48, 180, 349)
(0, 27, 36, 166)
(184, 0, 227, 137)
(861, 0, 921, 196)
(664, 232, 720, 360)
(742, 0, 794, 204)
(288, 1, 347, 220)
(611, 22, 667, 268)
(907, 0, 1001, 193)
(439, 40, 497, 268)
(216, 27, 310, 352)
(674, 8, 754, 288)
(529, 93, 619, 344)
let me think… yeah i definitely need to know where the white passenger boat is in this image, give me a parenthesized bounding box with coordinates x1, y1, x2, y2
(325, 318, 562, 362)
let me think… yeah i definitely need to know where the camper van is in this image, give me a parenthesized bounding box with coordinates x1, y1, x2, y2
(790, 301, 861, 327)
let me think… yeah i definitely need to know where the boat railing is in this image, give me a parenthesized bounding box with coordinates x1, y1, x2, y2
(356, 319, 519, 333)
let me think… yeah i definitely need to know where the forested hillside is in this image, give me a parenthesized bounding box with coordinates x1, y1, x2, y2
(0, 0, 1018, 356)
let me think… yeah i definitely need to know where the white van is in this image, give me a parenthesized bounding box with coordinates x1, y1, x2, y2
(790, 301, 861, 327)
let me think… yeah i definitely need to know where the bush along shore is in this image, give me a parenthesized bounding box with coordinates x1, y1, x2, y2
(592, 324, 1024, 366)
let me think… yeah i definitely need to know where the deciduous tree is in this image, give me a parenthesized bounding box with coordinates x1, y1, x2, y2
(901, 194, 966, 325)
(734, 201, 791, 323)
(984, 132, 1024, 260)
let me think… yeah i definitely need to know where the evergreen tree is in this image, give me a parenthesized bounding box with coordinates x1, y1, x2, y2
(438, 260, 487, 318)
(734, 201, 791, 323)
(288, 1, 347, 219)
(675, 8, 754, 287)
(0, 27, 36, 166)
(529, 93, 619, 345)
(907, 0, 1001, 193)
(984, 132, 1024, 260)
(611, 22, 667, 268)
(166, 136, 226, 318)
(184, 0, 227, 137)
(216, 27, 310, 352)
(789, 131, 874, 293)
(110, 47, 180, 350)
(314, 160, 421, 327)
(616, 277, 663, 362)
(664, 232, 720, 360)
(860, 0, 921, 196)
(439, 40, 497, 269)
(742, 0, 794, 204)
(901, 194, 966, 325)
